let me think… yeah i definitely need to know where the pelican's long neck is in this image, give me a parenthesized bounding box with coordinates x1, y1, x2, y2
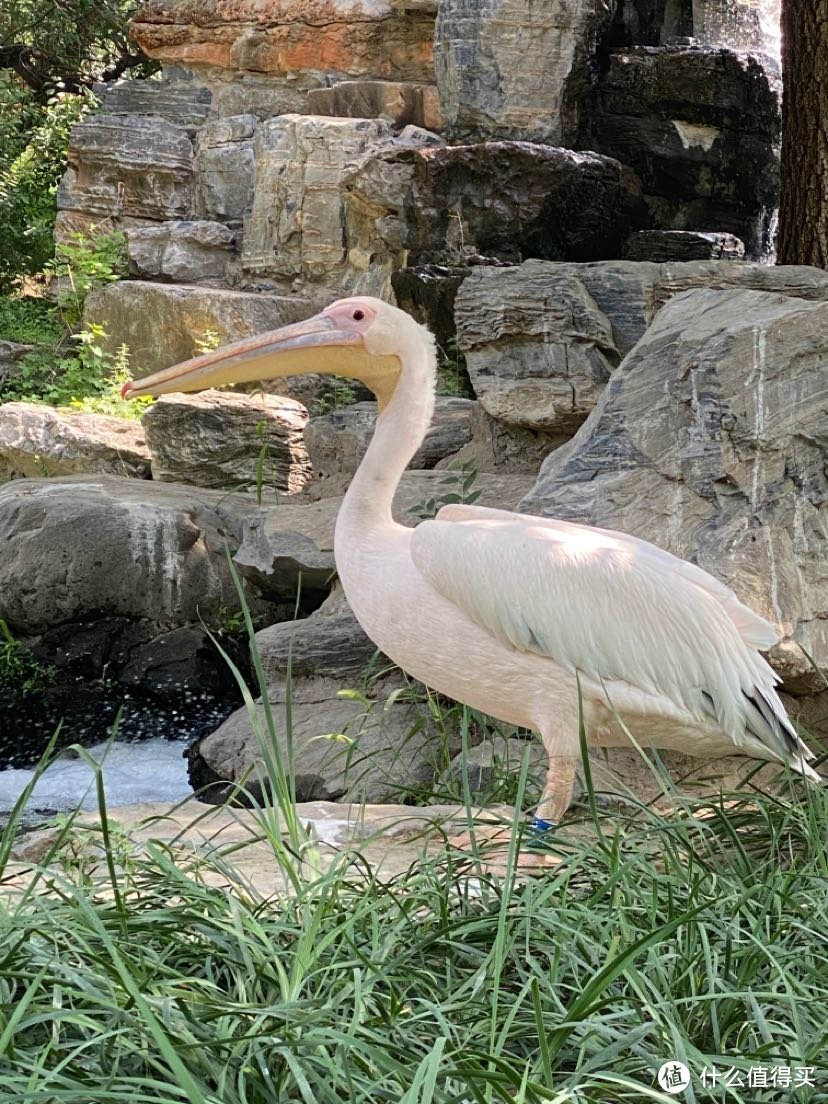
(337, 329, 437, 536)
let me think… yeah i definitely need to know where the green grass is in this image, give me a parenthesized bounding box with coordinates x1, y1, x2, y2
(1, 779, 825, 1102)
(0, 296, 62, 346)
(0, 571, 825, 1103)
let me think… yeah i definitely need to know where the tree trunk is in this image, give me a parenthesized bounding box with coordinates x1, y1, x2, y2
(777, 0, 828, 266)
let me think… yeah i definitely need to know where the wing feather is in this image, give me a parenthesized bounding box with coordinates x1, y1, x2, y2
(411, 506, 814, 769)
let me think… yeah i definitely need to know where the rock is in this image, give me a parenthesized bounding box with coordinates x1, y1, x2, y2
(140, 389, 311, 492)
(57, 113, 195, 226)
(307, 80, 443, 131)
(192, 588, 449, 803)
(343, 143, 648, 282)
(84, 280, 320, 378)
(241, 114, 394, 285)
(454, 263, 620, 433)
(434, 0, 615, 143)
(457, 257, 828, 378)
(588, 46, 780, 258)
(0, 476, 281, 638)
(126, 220, 235, 283)
(235, 524, 336, 602)
(624, 229, 745, 262)
(0, 403, 150, 482)
(304, 396, 476, 490)
(131, 0, 436, 90)
(189, 678, 447, 804)
(193, 115, 257, 224)
(520, 286, 828, 689)
(256, 592, 382, 686)
(92, 70, 212, 129)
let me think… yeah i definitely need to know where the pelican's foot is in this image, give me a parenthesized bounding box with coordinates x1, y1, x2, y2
(445, 822, 562, 873)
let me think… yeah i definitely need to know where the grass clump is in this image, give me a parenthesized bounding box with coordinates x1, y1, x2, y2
(1, 779, 826, 1103)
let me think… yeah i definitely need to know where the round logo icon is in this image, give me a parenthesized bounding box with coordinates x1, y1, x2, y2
(657, 1061, 691, 1095)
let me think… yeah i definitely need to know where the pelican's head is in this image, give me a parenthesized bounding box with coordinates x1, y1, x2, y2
(121, 296, 418, 408)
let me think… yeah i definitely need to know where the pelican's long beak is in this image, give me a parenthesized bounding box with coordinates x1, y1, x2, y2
(121, 311, 381, 400)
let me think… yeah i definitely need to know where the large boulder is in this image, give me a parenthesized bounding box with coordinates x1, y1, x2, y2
(454, 263, 619, 433)
(193, 114, 258, 224)
(241, 114, 395, 286)
(0, 476, 276, 639)
(520, 287, 828, 690)
(344, 142, 648, 278)
(84, 280, 320, 377)
(452, 259, 828, 435)
(57, 113, 197, 230)
(0, 403, 150, 482)
(141, 390, 311, 493)
(190, 589, 451, 804)
(434, 0, 615, 144)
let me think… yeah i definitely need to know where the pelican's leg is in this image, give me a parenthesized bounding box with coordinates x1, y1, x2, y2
(531, 755, 579, 832)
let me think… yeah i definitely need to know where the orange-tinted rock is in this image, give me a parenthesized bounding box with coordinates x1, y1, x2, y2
(131, 0, 435, 84)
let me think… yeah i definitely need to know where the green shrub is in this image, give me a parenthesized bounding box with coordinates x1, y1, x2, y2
(0, 82, 94, 291)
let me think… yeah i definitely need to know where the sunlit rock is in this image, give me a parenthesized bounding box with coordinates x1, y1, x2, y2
(141, 389, 312, 493)
(0, 403, 150, 482)
(520, 287, 828, 688)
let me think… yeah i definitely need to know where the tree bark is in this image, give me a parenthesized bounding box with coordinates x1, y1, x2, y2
(777, 0, 828, 266)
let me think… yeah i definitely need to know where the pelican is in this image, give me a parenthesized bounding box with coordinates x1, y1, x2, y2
(123, 297, 820, 845)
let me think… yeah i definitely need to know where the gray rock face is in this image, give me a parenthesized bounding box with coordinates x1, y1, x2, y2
(126, 220, 235, 283)
(454, 264, 619, 432)
(0, 476, 278, 637)
(194, 115, 258, 224)
(193, 593, 448, 804)
(305, 396, 476, 490)
(191, 677, 445, 804)
(461, 259, 828, 375)
(307, 80, 443, 132)
(57, 114, 195, 226)
(84, 280, 319, 377)
(140, 390, 312, 493)
(520, 287, 828, 688)
(0, 403, 150, 482)
(434, 0, 615, 143)
(588, 46, 780, 258)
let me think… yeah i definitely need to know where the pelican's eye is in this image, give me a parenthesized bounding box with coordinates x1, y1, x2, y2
(352, 309, 365, 321)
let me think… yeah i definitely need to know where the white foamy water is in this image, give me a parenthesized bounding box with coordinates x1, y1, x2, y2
(0, 739, 192, 814)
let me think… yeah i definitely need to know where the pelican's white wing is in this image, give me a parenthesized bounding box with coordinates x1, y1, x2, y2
(410, 505, 814, 769)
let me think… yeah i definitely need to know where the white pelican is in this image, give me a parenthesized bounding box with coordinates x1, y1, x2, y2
(123, 297, 820, 842)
